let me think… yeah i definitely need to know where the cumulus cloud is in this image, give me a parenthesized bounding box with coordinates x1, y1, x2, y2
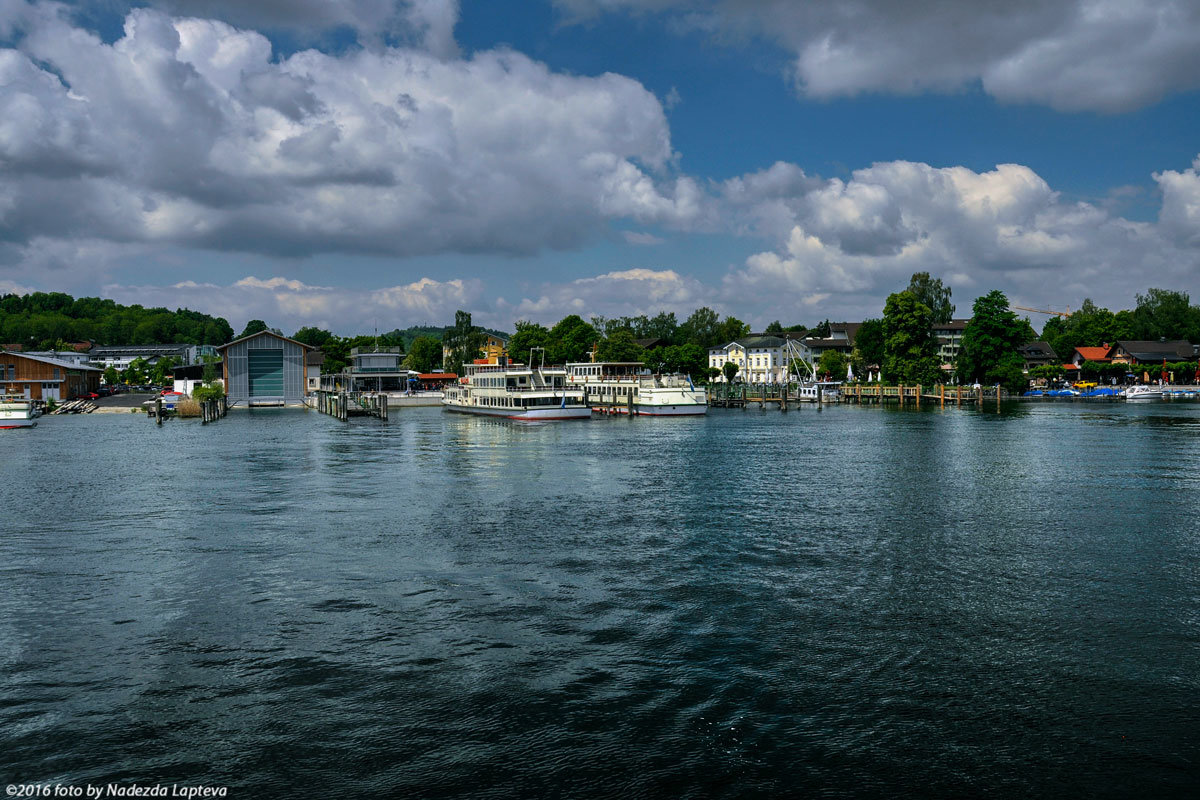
(0, 2, 697, 264)
(553, 0, 1200, 112)
(497, 267, 715, 325)
(1155, 156, 1200, 248)
(103, 274, 483, 334)
(723, 158, 1196, 324)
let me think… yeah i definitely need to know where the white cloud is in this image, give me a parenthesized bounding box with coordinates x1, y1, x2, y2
(724, 158, 1196, 324)
(497, 267, 715, 326)
(103, 274, 482, 335)
(553, 0, 1200, 112)
(1155, 156, 1200, 248)
(0, 2, 695, 264)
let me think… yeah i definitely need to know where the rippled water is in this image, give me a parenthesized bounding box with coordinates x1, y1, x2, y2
(2, 403, 1198, 798)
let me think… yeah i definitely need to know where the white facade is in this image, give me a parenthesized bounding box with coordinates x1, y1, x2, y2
(708, 337, 787, 383)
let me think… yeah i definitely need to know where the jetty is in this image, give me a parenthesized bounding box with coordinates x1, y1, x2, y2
(707, 383, 1018, 410)
(314, 390, 389, 421)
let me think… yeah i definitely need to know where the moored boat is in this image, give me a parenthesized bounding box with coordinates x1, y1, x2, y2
(566, 362, 707, 416)
(442, 358, 590, 421)
(0, 395, 38, 429)
(1124, 385, 1160, 401)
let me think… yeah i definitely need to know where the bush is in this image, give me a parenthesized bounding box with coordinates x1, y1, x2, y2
(192, 382, 225, 402)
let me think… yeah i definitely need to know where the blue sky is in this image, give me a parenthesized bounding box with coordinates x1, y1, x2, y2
(1, 0, 1198, 334)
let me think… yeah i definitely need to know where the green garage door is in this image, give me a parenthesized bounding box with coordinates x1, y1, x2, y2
(248, 348, 284, 397)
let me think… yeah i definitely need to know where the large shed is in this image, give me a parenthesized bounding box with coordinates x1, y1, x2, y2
(218, 331, 312, 406)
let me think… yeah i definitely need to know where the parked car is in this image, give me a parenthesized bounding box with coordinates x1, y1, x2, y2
(1073, 381, 1097, 390)
(81, 391, 100, 400)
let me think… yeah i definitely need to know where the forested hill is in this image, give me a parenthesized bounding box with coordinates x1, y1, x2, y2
(0, 292, 235, 349)
(383, 324, 510, 346)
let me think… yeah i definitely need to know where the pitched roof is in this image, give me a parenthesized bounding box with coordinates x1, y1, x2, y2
(217, 330, 313, 351)
(0, 350, 102, 371)
(1018, 341, 1058, 359)
(1113, 340, 1195, 361)
(735, 335, 785, 348)
(1073, 346, 1112, 362)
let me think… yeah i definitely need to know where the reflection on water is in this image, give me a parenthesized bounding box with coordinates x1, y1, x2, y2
(1, 403, 1198, 797)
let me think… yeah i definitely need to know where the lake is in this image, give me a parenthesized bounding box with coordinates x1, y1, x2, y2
(2, 402, 1198, 798)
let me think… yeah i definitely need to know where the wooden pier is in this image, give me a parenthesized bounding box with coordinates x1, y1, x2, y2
(707, 383, 1010, 410)
(839, 384, 996, 407)
(315, 390, 389, 421)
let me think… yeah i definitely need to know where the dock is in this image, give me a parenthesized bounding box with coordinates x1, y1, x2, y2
(314, 390, 389, 421)
(707, 383, 1014, 410)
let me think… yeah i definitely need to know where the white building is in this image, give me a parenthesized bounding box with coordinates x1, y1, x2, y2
(708, 335, 787, 383)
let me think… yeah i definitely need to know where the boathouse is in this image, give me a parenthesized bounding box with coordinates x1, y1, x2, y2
(218, 331, 312, 406)
(0, 350, 102, 400)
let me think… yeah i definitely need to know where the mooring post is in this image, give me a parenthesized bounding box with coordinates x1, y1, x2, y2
(155, 397, 162, 425)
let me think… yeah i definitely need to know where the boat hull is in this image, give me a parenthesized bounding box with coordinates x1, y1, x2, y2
(0, 420, 36, 429)
(442, 402, 590, 421)
(596, 404, 707, 416)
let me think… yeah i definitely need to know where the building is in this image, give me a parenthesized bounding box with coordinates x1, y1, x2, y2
(932, 319, 970, 367)
(88, 344, 218, 371)
(708, 335, 787, 383)
(218, 331, 312, 406)
(0, 350, 102, 400)
(322, 347, 414, 393)
(1017, 341, 1058, 370)
(172, 361, 223, 396)
(21, 350, 94, 367)
(1107, 340, 1197, 365)
(306, 350, 325, 393)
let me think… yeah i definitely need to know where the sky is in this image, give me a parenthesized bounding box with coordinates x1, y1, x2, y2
(1, 0, 1199, 335)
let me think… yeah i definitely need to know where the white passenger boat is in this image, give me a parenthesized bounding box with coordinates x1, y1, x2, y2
(442, 358, 590, 421)
(0, 395, 37, 429)
(566, 362, 707, 416)
(1124, 385, 1160, 401)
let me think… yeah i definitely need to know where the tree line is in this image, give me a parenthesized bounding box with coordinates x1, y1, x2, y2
(0, 292, 235, 350)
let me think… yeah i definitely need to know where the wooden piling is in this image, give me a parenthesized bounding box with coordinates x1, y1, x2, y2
(155, 397, 162, 425)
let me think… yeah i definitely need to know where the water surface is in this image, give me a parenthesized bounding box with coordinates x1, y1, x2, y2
(2, 403, 1198, 797)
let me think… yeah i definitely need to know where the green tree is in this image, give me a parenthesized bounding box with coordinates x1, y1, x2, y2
(853, 318, 885, 367)
(673, 343, 707, 378)
(764, 320, 784, 335)
(122, 357, 150, 385)
(596, 329, 644, 362)
(679, 307, 721, 347)
(150, 356, 178, 385)
(817, 349, 848, 380)
(102, 366, 120, 385)
(1132, 288, 1200, 342)
(546, 315, 599, 364)
(506, 320, 550, 365)
(238, 319, 269, 339)
(292, 326, 335, 349)
(444, 310, 485, 375)
(645, 311, 679, 343)
(715, 315, 750, 345)
(882, 291, 940, 385)
(404, 335, 442, 373)
(722, 361, 740, 383)
(907, 272, 955, 323)
(956, 290, 1029, 392)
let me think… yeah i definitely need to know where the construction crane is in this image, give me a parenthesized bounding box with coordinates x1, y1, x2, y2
(1010, 305, 1072, 318)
